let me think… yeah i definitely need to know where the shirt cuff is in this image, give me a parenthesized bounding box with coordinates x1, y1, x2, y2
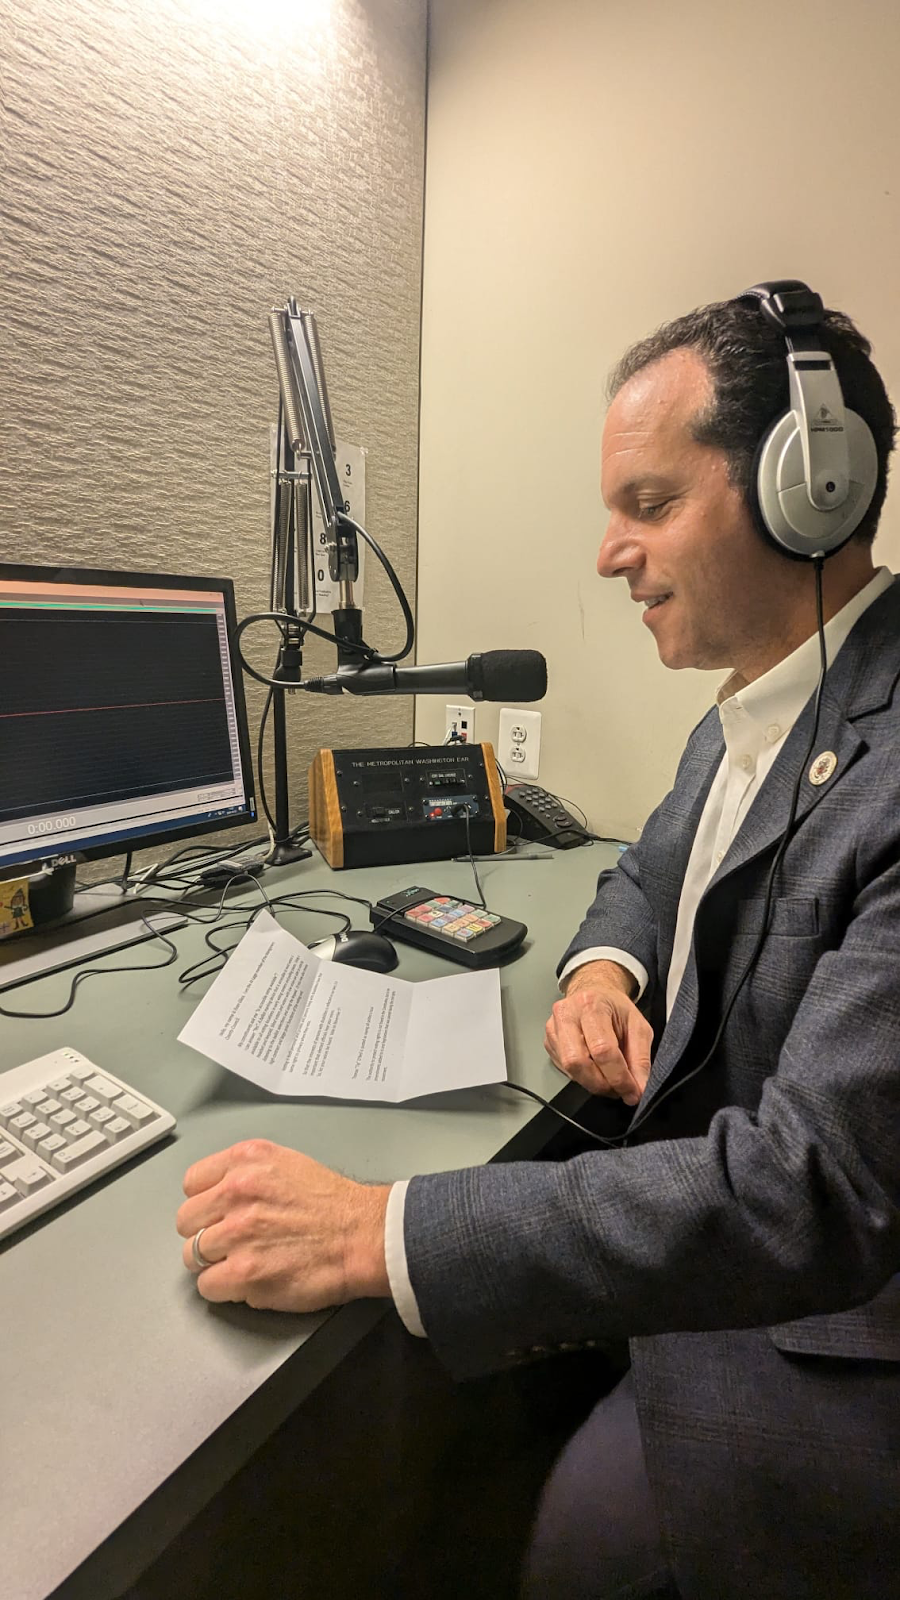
(384, 1179, 427, 1338)
(557, 947, 649, 1000)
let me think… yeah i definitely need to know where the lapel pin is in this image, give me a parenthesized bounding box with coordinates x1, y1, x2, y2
(809, 750, 837, 786)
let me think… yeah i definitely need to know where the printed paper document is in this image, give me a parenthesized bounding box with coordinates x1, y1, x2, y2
(177, 911, 507, 1102)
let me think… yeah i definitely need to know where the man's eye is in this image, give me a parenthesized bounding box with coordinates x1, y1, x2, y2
(639, 500, 670, 519)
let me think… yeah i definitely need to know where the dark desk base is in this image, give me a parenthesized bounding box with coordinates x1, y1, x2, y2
(118, 1312, 625, 1600)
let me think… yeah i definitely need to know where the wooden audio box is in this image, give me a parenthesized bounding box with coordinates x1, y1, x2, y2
(308, 742, 507, 869)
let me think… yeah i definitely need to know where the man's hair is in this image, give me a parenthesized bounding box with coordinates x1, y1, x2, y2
(608, 298, 897, 545)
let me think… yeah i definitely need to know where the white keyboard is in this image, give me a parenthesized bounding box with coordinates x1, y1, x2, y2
(0, 1047, 176, 1243)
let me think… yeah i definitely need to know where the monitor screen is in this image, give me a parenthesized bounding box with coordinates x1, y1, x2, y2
(0, 564, 256, 871)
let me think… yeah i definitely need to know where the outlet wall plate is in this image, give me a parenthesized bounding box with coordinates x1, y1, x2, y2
(498, 706, 542, 779)
(444, 702, 476, 743)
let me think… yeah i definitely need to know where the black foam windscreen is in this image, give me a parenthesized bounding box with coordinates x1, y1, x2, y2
(477, 649, 548, 702)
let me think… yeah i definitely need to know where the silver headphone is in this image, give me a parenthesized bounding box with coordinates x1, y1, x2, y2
(739, 280, 878, 559)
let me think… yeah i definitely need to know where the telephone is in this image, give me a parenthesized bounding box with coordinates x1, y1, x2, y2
(503, 783, 592, 848)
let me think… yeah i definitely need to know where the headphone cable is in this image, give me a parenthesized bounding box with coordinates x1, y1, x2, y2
(505, 556, 830, 1148)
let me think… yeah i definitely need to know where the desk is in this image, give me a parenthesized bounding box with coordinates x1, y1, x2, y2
(0, 845, 612, 1600)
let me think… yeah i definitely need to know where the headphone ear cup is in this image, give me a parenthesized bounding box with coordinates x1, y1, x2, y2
(754, 407, 878, 558)
(747, 428, 787, 555)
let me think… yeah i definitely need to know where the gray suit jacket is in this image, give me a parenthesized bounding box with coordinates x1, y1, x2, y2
(403, 577, 900, 1598)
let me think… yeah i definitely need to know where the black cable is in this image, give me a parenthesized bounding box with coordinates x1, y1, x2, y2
(178, 917, 263, 989)
(178, 895, 357, 990)
(462, 805, 487, 907)
(370, 902, 421, 938)
(621, 557, 830, 1144)
(452, 842, 554, 863)
(279, 887, 377, 916)
(232, 611, 379, 691)
(502, 1079, 623, 1146)
(170, 871, 277, 987)
(137, 889, 260, 927)
(0, 920, 181, 1020)
(506, 818, 630, 850)
(251, 671, 311, 849)
(136, 837, 269, 890)
(502, 561, 831, 1153)
(272, 894, 352, 931)
(232, 508, 415, 693)
(175, 889, 364, 989)
(2, 867, 274, 1008)
(256, 685, 277, 834)
(0, 860, 381, 1012)
(343, 517, 415, 663)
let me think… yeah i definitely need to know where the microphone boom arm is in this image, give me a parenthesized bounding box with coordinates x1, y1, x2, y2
(268, 302, 360, 604)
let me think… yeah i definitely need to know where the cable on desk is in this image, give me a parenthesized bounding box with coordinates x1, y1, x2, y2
(452, 839, 554, 864)
(1, 851, 387, 1013)
(508, 822, 632, 850)
(175, 887, 378, 989)
(0, 868, 270, 1014)
(502, 1079, 625, 1148)
(135, 836, 270, 891)
(462, 807, 487, 907)
(369, 902, 423, 938)
(178, 919, 262, 989)
(0, 918, 181, 1020)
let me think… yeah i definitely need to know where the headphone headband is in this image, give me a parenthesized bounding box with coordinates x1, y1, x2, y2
(738, 280, 824, 340)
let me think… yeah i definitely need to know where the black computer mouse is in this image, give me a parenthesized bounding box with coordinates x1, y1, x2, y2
(308, 930, 399, 973)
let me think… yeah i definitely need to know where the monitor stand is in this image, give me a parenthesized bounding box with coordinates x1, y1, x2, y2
(0, 888, 187, 995)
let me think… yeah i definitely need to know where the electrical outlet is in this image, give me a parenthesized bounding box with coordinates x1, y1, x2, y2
(444, 702, 476, 744)
(498, 707, 542, 779)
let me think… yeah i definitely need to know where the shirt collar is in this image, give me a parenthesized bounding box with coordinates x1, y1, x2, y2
(717, 566, 893, 751)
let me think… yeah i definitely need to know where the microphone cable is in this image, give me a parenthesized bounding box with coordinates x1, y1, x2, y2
(233, 514, 415, 693)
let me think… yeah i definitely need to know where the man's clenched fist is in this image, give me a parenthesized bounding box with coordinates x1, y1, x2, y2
(544, 960, 653, 1104)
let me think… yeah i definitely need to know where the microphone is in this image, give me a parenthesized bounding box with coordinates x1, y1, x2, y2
(303, 649, 547, 701)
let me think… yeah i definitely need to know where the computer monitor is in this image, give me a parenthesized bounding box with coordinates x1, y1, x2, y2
(0, 563, 256, 875)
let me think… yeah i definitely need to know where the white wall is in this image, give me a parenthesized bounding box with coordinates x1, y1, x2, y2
(416, 0, 900, 841)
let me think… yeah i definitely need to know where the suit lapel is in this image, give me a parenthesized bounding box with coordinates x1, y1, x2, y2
(653, 711, 723, 952)
(639, 695, 864, 1109)
(707, 686, 865, 885)
(717, 577, 900, 880)
(638, 577, 900, 1115)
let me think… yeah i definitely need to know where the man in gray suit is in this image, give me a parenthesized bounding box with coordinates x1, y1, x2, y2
(177, 287, 900, 1599)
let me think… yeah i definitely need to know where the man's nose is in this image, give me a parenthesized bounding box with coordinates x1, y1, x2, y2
(597, 513, 641, 579)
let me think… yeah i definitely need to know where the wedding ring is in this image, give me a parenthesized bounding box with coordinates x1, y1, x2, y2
(192, 1227, 215, 1270)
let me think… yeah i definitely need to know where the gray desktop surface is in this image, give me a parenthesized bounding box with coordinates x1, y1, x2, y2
(0, 845, 611, 1600)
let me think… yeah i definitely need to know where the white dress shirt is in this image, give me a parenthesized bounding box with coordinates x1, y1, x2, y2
(385, 567, 893, 1338)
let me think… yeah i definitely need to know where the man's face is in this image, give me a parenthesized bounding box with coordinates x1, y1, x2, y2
(598, 348, 789, 676)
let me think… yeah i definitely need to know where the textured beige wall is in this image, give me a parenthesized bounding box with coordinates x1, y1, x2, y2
(417, 0, 900, 842)
(1, 0, 425, 857)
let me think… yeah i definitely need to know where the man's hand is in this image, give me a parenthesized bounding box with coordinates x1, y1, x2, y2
(176, 1139, 391, 1311)
(544, 961, 653, 1104)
